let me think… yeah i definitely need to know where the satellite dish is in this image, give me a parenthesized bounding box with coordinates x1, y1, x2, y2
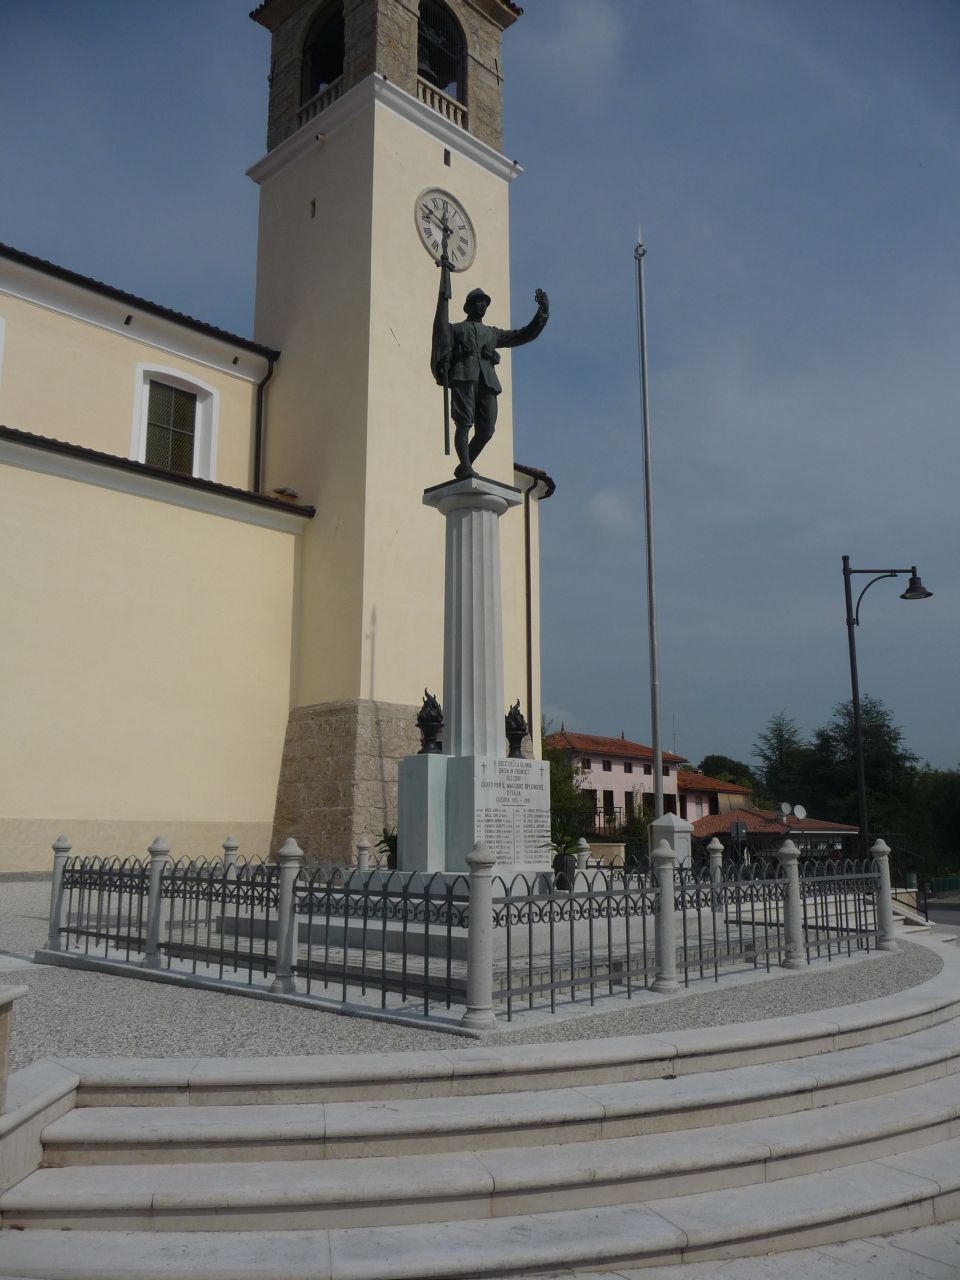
(779, 802, 792, 816)
(793, 804, 807, 821)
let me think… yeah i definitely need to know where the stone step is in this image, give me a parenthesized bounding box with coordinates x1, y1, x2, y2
(4, 1077, 960, 1232)
(0, 1138, 958, 1278)
(37, 1019, 960, 1165)
(51, 967, 960, 1108)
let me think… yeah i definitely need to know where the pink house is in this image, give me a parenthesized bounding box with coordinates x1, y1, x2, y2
(544, 730, 687, 824)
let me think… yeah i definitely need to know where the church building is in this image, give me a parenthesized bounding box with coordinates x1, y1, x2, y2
(0, 0, 553, 872)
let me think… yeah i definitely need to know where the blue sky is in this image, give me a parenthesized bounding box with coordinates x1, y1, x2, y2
(1, 1, 956, 776)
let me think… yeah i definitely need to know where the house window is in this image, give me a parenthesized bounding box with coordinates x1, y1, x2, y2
(301, 2, 344, 104)
(663, 765, 671, 777)
(145, 381, 197, 475)
(602, 790, 615, 815)
(418, 0, 466, 104)
(624, 762, 633, 774)
(679, 796, 688, 820)
(624, 792, 635, 821)
(602, 760, 612, 772)
(643, 764, 652, 776)
(581, 757, 592, 771)
(131, 366, 218, 481)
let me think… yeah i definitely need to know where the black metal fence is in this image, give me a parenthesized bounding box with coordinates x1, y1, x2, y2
(49, 844, 885, 1027)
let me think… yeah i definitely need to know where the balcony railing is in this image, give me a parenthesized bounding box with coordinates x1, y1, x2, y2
(416, 77, 467, 129)
(297, 77, 344, 128)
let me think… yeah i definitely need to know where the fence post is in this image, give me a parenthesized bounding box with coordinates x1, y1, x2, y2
(649, 810, 695, 867)
(871, 838, 898, 951)
(222, 835, 239, 874)
(652, 838, 679, 994)
(461, 841, 497, 1031)
(46, 835, 72, 952)
(270, 838, 304, 994)
(707, 836, 724, 951)
(142, 837, 170, 969)
(776, 838, 805, 969)
(576, 838, 590, 873)
(356, 835, 371, 872)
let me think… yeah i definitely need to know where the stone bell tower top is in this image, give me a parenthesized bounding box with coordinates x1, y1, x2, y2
(251, 0, 522, 153)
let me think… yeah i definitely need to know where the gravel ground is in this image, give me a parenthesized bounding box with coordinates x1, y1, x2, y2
(0, 880, 945, 1070)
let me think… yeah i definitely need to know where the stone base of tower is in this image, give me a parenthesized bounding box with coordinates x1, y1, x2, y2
(269, 698, 421, 861)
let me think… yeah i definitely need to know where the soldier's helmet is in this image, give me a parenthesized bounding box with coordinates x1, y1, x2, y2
(463, 288, 492, 313)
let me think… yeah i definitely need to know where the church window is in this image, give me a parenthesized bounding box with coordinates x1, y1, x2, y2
(131, 366, 219, 482)
(418, 0, 466, 105)
(301, 3, 345, 105)
(145, 381, 197, 475)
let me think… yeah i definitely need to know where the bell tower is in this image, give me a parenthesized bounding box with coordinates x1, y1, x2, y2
(248, 0, 546, 859)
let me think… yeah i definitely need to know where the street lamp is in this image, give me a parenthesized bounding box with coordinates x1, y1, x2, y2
(841, 555, 932, 855)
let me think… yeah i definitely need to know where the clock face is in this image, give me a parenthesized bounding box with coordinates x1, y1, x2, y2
(415, 188, 476, 272)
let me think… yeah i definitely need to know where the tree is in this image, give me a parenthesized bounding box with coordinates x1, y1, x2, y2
(812, 696, 917, 834)
(752, 711, 808, 804)
(698, 754, 761, 794)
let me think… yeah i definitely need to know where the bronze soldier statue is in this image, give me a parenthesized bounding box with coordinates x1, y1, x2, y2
(432, 281, 549, 479)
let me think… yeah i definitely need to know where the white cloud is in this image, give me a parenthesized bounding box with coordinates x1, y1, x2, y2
(587, 489, 637, 533)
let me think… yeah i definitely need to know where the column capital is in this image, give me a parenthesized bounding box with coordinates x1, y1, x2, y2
(423, 474, 523, 518)
(870, 838, 892, 859)
(147, 836, 170, 861)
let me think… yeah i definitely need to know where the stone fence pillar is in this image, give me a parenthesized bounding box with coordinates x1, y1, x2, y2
(576, 838, 591, 873)
(356, 835, 371, 872)
(649, 811, 694, 868)
(871, 838, 898, 952)
(1, 987, 28, 1114)
(46, 834, 72, 952)
(461, 841, 497, 1032)
(271, 838, 304, 994)
(222, 835, 239, 875)
(652, 838, 679, 994)
(707, 836, 725, 949)
(776, 839, 805, 969)
(142, 837, 170, 970)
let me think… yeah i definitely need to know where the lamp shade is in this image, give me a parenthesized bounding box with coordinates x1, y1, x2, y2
(900, 569, 933, 601)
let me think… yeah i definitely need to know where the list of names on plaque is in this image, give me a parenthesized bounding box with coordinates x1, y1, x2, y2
(474, 759, 550, 868)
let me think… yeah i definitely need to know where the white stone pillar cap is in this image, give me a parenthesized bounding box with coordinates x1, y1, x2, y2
(871, 838, 891, 856)
(706, 837, 724, 854)
(277, 838, 304, 864)
(652, 838, 676, 865)
(776, 838, 801, 861)
(466, 840, 497, 870)
(148, 837, 170, 858)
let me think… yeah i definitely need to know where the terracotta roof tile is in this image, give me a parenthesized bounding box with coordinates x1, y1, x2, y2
(677, 769, 752, 796)
(691, 807, 858, 839)
(545, 731, 686, 765)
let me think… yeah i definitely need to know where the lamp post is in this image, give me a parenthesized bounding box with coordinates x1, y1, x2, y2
(841, 555, 932, 855)
(634, 227, 663, 819)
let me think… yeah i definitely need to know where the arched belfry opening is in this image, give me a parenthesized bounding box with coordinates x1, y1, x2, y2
(417, 0, 466, 106)
(300, 2, 345, 106)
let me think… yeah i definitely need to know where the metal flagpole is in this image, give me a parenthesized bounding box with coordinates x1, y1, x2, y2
(634, 227, 663, 819)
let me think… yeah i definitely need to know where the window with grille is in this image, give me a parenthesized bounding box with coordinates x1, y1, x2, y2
(301, 3, 345, 103)
(418, 0, 466, 103)
(145, 381, 197, 475)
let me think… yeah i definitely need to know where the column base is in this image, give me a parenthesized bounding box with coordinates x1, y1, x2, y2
(270, 975, 297, 994)
(460, 1007, 498, 1031)
(781, 957, 806, 970)
(651, 978, 679, 994)
(877, 939, 899, 952)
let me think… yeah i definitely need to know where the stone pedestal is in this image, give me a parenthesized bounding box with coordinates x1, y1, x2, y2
(398, 475, 551, 875)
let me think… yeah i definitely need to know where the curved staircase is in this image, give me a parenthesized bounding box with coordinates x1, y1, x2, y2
(2, 937, 960, 1278)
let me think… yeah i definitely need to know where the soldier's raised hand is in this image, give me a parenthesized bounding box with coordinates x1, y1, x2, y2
(535, 288, 549, 317)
